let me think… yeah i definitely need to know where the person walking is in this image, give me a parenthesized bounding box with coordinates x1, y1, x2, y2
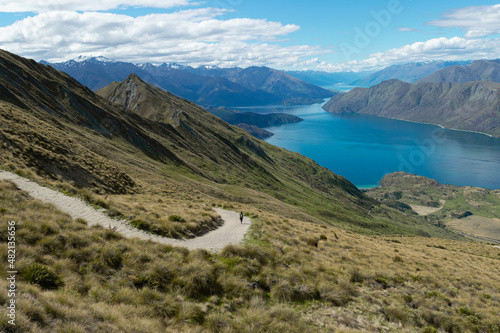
(239, 212, 244, 224)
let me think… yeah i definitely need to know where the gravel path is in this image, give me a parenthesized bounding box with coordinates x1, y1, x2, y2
(0, 170, 251, 251)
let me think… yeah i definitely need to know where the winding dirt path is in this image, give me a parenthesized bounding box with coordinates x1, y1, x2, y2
(0, 170, 251, 251)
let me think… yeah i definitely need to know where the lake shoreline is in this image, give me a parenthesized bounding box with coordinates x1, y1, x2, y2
(255, 102, 500, 190)
(327, 111, 497, 139)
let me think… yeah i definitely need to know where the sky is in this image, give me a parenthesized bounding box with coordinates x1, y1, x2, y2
(1, 0, 500, 72)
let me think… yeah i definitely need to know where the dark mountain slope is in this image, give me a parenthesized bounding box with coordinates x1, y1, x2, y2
(45, 57, 333, 107)
(352, 61, 471, 86)
(205, 106, 302, 128)
(417, 59, 500, 83)
(323, 79, 500, 137)
(224, 66, 333, 101)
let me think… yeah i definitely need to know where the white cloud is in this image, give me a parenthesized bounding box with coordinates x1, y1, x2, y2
(319, 36, 500, 72)
(397, 27, 420, 32)
(0, 0, 192, 12)
(315, 4, 500, 72)
(0, 9, 325, 68)
(428, 4, 500, 38)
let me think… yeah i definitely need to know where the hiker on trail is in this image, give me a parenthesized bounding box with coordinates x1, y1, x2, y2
(240, 212, 243, 224)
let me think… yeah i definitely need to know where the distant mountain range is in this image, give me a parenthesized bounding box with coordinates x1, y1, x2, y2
(323, 79, 500, 137)
(351, 61, 472, 86)
(285, 70, 369, 87)
(417, 59, 500, 83)
(42, 57, 334, 107)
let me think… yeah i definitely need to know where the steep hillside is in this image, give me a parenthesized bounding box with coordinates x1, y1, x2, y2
(418, 59, 500, 83)
(205, 106, 302, 128)
(2, 49, 396, 237)
(97, 76, 296, 139)
(44, 57, 333, 107)
(323, 79, 500, 137)
(352, 61, 471, 86)
(205, 106, 302, 139)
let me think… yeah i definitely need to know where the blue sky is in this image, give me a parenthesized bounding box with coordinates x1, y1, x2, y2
(0, 0, 499, 71)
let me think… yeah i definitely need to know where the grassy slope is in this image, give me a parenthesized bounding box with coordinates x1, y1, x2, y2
(367, 172, 500, 240)
(1, 181, 499, 332)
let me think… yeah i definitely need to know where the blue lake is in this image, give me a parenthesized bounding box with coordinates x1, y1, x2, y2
(236, 102, 500, 189)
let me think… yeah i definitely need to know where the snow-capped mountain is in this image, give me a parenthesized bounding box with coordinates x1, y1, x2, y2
(42, 56, 334, 107)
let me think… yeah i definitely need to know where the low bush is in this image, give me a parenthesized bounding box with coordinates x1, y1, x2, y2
(168, 215, 186, 222)
(21, 263, 64, 290)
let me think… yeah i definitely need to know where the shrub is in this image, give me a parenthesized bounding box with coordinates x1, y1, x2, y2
(349, 268, 366, 283)
(21, 263, 64, 290)
(305, 237, 319, 247)
(489, 324, 500, 333)
(130, 218, 150, 231)
(205, 312, 230, 332)
(458, 306, 476, 317)
(107, 207, 122, 218)
(177, 259, 218, 298)
(374, 274, 391, 289)
(169, 215, 186, 222)
(270, 280, 295, 302)
(101, 246, 123, 270)
(133, 275, 160, 290)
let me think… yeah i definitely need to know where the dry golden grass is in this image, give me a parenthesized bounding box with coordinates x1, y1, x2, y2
(1, 179, 499, 332)
(447, 215, 500, 241)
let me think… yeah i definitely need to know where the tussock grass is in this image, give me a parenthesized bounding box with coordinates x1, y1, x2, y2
(1, 180, 500, 332)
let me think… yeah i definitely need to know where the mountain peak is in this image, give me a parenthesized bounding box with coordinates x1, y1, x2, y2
(73, 55, 114, 63)
(126, 73, 143, 82)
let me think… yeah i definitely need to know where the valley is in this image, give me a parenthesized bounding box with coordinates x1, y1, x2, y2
(0, 48, 499, 333)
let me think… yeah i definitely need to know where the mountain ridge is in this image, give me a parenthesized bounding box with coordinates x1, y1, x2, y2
(351, 60, 472, 86)
(417, 59, 500, 83)
(43, 56, 334, 107)
(323, 79, 500, 137)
